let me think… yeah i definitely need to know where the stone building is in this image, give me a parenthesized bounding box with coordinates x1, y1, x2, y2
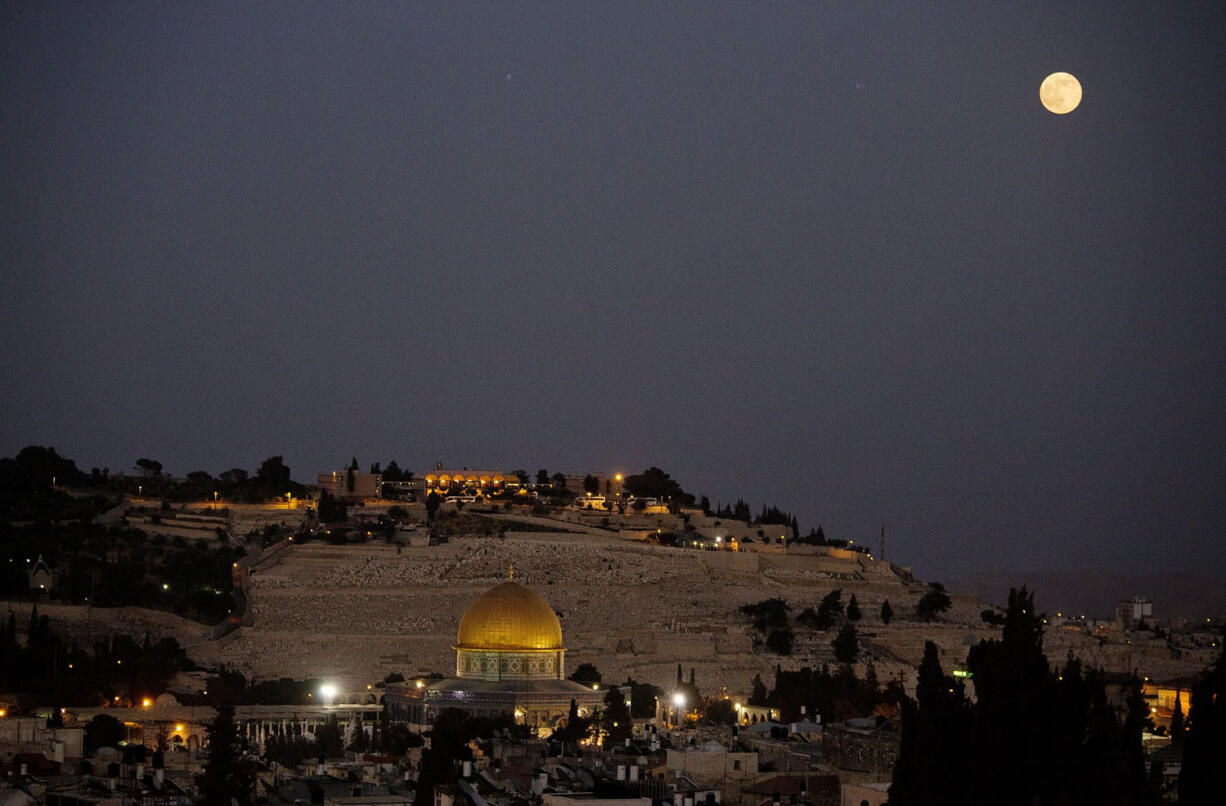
(318, 470, 383, 501)
(820, 720, 899, 785)
(385, 580, 604, 733)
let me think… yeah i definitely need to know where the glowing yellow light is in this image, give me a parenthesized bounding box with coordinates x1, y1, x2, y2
(416, 680, 424, 689)
(142, 698, 152, 708)
(1039, 72, 1082, 114)
(0, 709, 6, 717)
(175, 724, 185, 732)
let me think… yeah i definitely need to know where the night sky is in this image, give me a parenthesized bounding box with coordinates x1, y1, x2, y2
(3, 3, 1224, 582)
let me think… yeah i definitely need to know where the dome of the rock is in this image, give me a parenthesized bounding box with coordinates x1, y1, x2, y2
(387, 578, 603, 735)
(455, 581, 563, 651)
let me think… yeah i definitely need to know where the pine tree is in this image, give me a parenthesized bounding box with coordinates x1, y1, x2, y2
(846, 595, 862, 622)
(880, 599, 893, 624)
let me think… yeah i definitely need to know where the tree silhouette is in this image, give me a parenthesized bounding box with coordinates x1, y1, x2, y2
(569, 663, 601, 684)
(315, 714, 343, 758)
(135, 458, 163, 478)
(914, 583, 951, 621)
(832, 623, 859, 664)
(766, 629, 795, 655)
(892, 588, 1149, 806)
(601, 687, 632, 742)
(813, 589, 843, 630)
(891, 642, 973, 805)
(1170, 689, 1185, 742)
(257, 456, 291, 485)
(84, 714, 124, 754)
(739, 598, 790, 632)
(846, 594, 862, 622)
(201, 703, 256, 806)
(1180, 627, 1226, 804)
(750, 674, 768, 706)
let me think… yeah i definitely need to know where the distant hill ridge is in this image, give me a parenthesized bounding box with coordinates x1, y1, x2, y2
(948, 570, 1226, 621)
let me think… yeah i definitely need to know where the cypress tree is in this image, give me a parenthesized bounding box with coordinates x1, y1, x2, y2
(1180, 628, 1226, 804)
(1169, 689, 1184, 742)
(846, 595, 862, 622)
(201, 703, 255, 806)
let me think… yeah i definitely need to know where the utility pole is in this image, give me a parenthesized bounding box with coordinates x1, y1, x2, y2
(880, 522, 886, 562)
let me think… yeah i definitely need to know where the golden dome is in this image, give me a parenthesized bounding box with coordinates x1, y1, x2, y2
(455, 581, 564, 651)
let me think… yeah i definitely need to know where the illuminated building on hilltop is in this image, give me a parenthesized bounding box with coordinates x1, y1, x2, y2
(422, 469, 510, 495)
(385, 580, 605, 733)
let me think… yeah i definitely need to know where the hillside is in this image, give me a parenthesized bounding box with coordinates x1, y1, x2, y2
(186, 530, 1012, 699)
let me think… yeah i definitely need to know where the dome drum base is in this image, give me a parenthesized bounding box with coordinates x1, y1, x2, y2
(455, 648, 565, 682)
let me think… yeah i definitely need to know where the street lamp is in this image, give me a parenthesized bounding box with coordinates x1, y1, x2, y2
(672, 692, 686, 727)
(319, 683, 338, 705)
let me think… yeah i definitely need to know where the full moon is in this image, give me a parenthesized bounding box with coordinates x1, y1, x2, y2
(1039, 72, 1082, 114)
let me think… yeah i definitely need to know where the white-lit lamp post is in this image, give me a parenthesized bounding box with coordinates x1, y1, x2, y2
(672, 692, 686, 728)
(319, 683, 337, 706)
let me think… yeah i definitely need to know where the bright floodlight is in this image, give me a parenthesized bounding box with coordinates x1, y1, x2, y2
(319, 683, 338, 703)
(672, 692, 686, 707)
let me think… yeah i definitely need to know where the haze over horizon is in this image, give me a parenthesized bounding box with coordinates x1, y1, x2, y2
(3, 3, 1224, 583)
